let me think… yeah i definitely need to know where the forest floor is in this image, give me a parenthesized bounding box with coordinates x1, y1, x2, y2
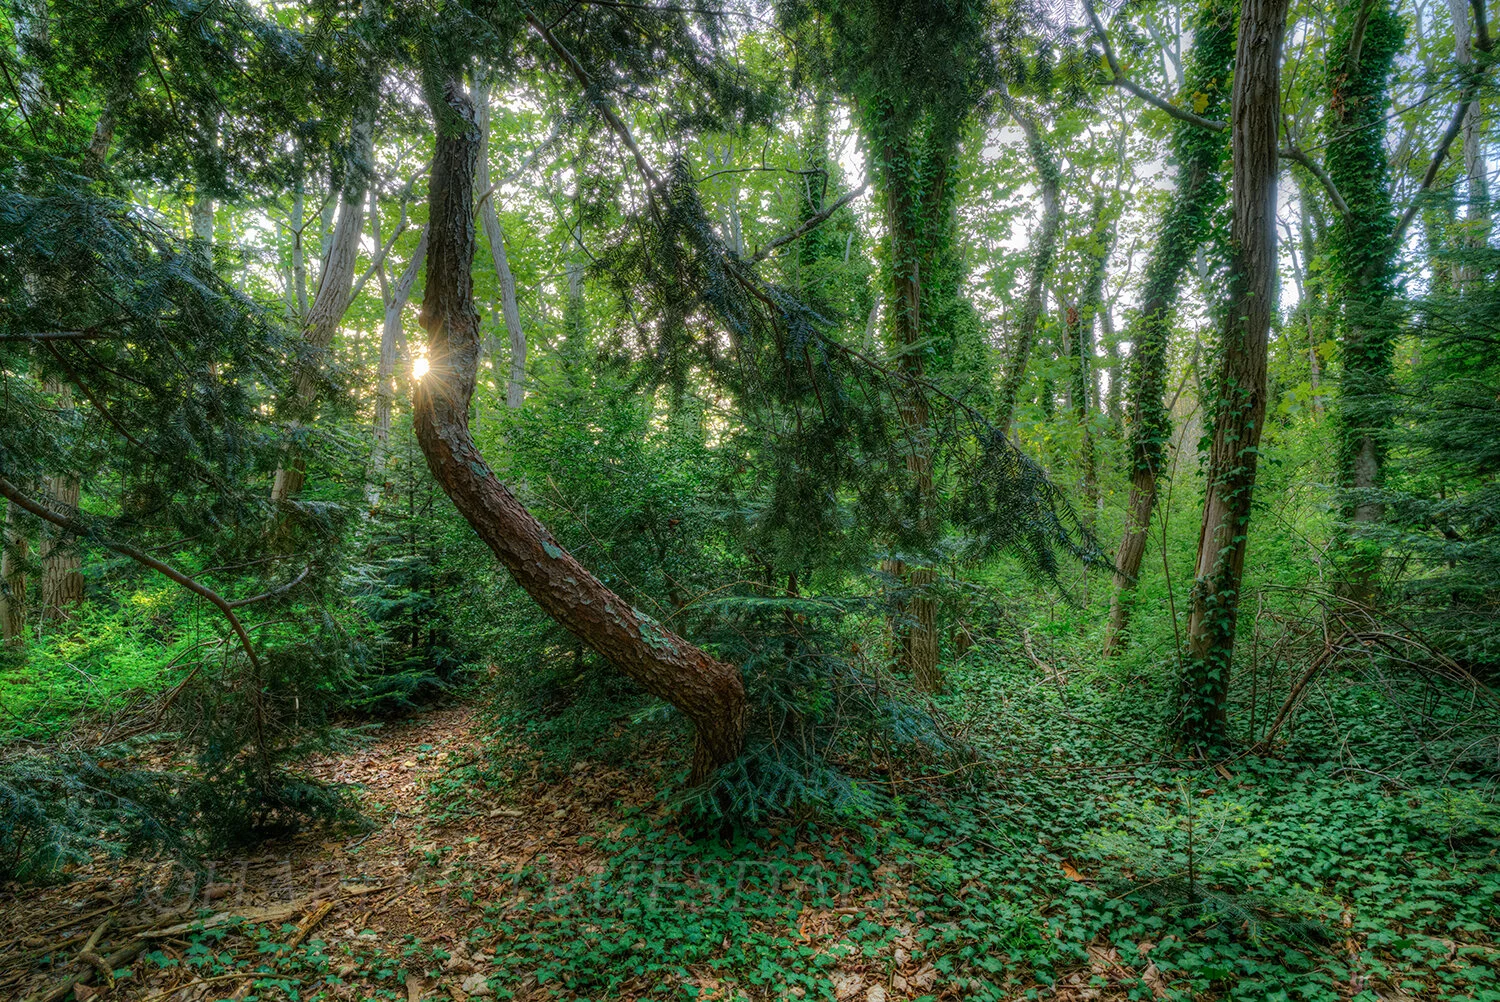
(0, 699, 1159, 1002)
(3, 647, 1498, 1002)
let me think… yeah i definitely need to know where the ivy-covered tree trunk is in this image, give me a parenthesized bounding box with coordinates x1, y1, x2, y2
(1103, 0, 1235, 657)
(1325, 0, 1403, 599)
(271, 99, 377, 502)
(1181, 0, 1290, 751)
(413, 79, 746, 781)
(473, 74, 527, 410)
(883, 137, 944, 693)
(996, 85, 1062, 436)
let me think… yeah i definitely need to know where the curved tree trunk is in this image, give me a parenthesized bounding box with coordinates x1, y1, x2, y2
(272, 101, 377, 502)
(1103, 0, 1236, 657)
(473, 75, 527, 410)
(1181, 0, 1290, 750)
(414, 79, 745, 781)
(995, 83, 1062, 437)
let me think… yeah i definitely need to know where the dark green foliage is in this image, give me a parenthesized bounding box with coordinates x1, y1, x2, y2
(1366, 246, 1500, 670)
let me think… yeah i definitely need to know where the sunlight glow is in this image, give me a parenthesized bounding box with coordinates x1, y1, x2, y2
(412, 355, 429, 380)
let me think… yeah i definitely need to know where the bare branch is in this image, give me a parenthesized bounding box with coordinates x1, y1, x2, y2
(1280, 145, 1351, 215)
(0, 330, 109, 342)
(1394, 88, 1481, 244)
(523, 9, 662, 188)
(1082, 0, 1228, 134)
(749, 183, 869, 263)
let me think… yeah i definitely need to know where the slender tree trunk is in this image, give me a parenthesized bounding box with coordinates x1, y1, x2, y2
(1448, 0, 1489, 288)
(272, 102, 377, 501)
(0, 500, 27, 645)
(191, 195, 214, 268)
(37, 381, 83, 621)
(996, 84, 1062, 436)
(473, 75, 527, 410)
(1326, 0, 1403, 600)
(292, 165, 310, 320)
(1181, 0, 1290, 750)
(368, 228, 428, 509)
(414, 80, 745, 781)
(1103, 0, 1236, 657)
(1071, 194, 1113, 525)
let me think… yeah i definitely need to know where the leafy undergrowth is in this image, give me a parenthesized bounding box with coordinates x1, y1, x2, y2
(3, 635, 1498, 1001)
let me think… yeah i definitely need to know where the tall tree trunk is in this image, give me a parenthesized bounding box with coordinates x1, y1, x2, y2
(368, 228, 428, 509)
(1325, 0, 1403, 600)
(995, 84, 1062, 436)
(272, 102, 377, 501)
(1071, 194, 1113, 526)
(37, 381, 83, 621)
(414, 79, 745, 781)
(291, 164, 310, 320)
(1181, 0, 1290, 750)
(882, 137, 946, 693)
(473, 74, 527, 410)
(1103, 0, 1236, 657)
(191, 194, 214, 269)
(0, 499, 27, 645)
(1448, 0, 1489, 289)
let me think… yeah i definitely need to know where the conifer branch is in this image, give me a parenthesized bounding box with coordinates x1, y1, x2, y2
(522, 6, 662, 189)
(0, 475, 261, 674)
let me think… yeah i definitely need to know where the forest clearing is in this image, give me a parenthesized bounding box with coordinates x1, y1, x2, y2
(1, 0, 1498, 999)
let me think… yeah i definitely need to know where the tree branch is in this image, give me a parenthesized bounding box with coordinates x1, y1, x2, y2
(1279, 145, 1350, 215)
(1393, 80, 1486, 244)
(228, 566, 311, 608)
(749, 183, 869, 262)
(522, 7, 662, 188)
(0, 330, 110, 342)
(0, 475, 261, 673)
(1082, 0, 1228, 133)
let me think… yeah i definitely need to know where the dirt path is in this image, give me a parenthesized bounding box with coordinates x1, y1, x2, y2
(0, 706, 667, 1002)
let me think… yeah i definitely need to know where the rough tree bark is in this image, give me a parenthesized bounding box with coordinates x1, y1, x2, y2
(995, 83, 1062, 436)
(1103, 0, 1236, 656)
(1181, 0, 1290, 750)
(473, 75, 527, 410)
(0, 500, 26, 645)
(271, 101, 377, 501)
(413, 80, 745, 781)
